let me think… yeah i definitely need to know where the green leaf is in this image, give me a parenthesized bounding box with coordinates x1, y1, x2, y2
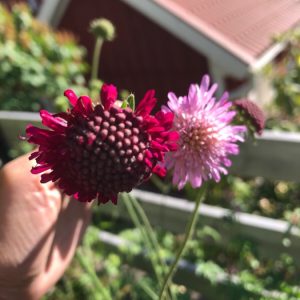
(195, 260, 226, 284)
(121, 100, 128, 109)
(127, 94, 135, 111)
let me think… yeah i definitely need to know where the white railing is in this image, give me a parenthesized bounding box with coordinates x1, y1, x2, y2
(1, 111, 299, 180)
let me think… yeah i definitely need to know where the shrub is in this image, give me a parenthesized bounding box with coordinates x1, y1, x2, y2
(0, 3, 88, 112)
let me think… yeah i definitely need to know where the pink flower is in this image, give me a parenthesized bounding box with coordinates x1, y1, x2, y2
(26, 84, 178, 204)
(163, 75, 247, 190)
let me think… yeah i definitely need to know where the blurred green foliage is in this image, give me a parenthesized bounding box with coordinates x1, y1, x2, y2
(265, 28, 300, 131)
(272, 29, 300, 116)
(44, 217, 300, 300)
(150, 174, 300, 222)
(0, 3, 88, 112)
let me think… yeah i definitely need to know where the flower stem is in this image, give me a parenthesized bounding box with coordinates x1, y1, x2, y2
(76, 248, 112, 300)
(122, 193, 173, 300)
(150, 175, 171, 195)
(129, 194, 167, 270)
(158, 187, 206, 300)
(122, 194, 162, 281)
(91, 37, 103, 81)
(129, 194, 177, 300)
(137, 279, 159, 300)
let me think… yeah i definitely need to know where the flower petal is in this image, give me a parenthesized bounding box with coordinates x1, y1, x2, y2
(101, 83, 118, 110)
(136, 90, 156, 117)
(153, 165, 167, 177)
(40, 110, 67, 132)
(64, 89, 78, 106)
(73, 96, 93, 115)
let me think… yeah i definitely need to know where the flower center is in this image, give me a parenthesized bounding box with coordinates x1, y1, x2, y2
(65, 105, 151, 196)
(178, 118, 217, 153)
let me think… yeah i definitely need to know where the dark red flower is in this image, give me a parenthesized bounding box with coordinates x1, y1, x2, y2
(26, 84, 178, 204)
(234, 99, 265, 135)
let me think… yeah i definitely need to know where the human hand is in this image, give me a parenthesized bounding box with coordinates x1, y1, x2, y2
(0, 154, 92, 300)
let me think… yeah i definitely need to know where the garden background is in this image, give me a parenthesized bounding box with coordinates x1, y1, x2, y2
(0, 1, 300, 299)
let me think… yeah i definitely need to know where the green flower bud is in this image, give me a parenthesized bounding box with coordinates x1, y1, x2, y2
(90, 18, 116, 41)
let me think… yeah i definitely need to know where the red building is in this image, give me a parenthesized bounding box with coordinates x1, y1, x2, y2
(57, 0, 210, 102)
(7, 0, 300, 104)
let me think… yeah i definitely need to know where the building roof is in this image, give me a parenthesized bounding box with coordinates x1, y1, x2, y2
(153, 0, 300, 64)
(39, 0, 300, 75)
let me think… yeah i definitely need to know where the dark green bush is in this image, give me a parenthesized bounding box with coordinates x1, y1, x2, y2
(0, 3, 88, 112)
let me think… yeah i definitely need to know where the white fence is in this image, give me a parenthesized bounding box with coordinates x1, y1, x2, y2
(0, 111, 299, 180)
